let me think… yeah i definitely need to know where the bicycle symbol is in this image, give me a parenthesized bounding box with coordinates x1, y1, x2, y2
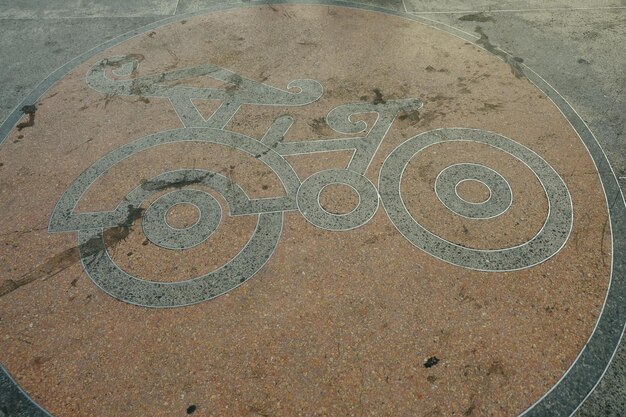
(49, 55, 573, 307)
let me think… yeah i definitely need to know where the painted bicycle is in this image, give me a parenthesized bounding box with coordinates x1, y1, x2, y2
(49, 55, 573, 307)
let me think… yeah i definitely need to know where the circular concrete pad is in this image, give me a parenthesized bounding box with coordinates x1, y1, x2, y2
(0, 3, 622, 417)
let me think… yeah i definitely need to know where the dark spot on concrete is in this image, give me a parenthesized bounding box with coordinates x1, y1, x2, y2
(16, 105, 37, 131)
(464, 403, 476, 416)
(459, 13, 495, 22)
(364, 235, 379, 244)
(398, 110, 420, 123)
(487, 361, 506, 377)
(0, 163, 3, 167)
(480, 102, 502, 111)
(424, 356, 440, 368)
(582, 30, 599, 40)
(578, 58, 590, 65)
(309, 117, 329, 136)
(425, 65, 448, 73)
(254, 149, 271, 158)
(148, 31, 157, 38)
(428, 94, 453, 102)
(225, 75, 243, 93)
(141, 172, 212, 192)
(129, 83, 147, 96)
(372, 88, 386, 105)
(186, 405, 197, 414)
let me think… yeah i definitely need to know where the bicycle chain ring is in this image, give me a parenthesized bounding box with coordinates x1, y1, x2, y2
(0, 3, 624, 417)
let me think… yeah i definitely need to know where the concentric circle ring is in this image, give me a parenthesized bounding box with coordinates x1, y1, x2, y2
(297, 169, 379, 231)
(379, 127, 573, 272)
(142, 189, 222, 250)
(435, 162, 513, 219)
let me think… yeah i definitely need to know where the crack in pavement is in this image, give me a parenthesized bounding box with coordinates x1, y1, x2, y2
(474, 26, 525, 79)
(0, 205, 143, 298)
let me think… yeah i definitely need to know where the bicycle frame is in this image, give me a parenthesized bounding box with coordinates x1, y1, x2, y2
(45, 56, 574, 307)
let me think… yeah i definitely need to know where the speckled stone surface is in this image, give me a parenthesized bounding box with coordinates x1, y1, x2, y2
(0, 3, 621, 416)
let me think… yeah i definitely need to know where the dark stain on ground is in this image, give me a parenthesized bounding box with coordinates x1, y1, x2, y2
(254, 148, 272, 159)
(141, 172, 213, 192)
(129, 82, 148, 96)
(147, 31, 156, 38)
(398, 110, 420, 123)
(427, 375, 437, 383)
(180, 20, 187, 24)
(401, 109, 444, 128)
(372, 88, 386, 105)
(480, 102, 502, 111)
(464, 403, 476, 416)
(0, 205, 143, 298)
(578, 58, 590, 65)
(424, 356, 440, 368)
(487, 361, 506, 377)
(309, 117, 330, 136)
(474, 26, 525, 79)
(459, 13, 495, 23)
(427, 94, 454, 102)
(425, 65, 448, 73)
(186, 405, 197, 414)
(225, 75, 243, 93)
(16, 105, 37, 131)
